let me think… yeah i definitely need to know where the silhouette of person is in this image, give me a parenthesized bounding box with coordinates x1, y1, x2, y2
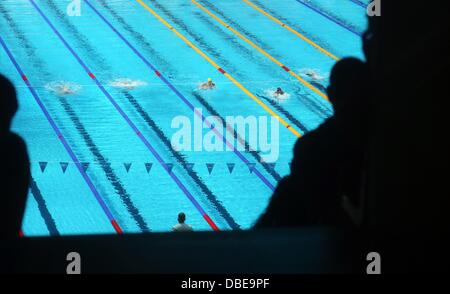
(0, 74, 30, 239)
(255, 58, 370, 228)
(172, 212, 193, 232)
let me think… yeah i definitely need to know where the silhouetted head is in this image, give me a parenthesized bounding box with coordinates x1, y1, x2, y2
(178, 212, 186, 224)
(0, 75, 18, 133)
(327, 58, 369, 113)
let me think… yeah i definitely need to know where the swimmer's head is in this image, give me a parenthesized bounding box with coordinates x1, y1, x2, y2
(208, 78, 212, 82)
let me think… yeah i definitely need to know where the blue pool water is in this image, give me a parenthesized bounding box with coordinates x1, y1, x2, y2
(0, 0, 366, 235)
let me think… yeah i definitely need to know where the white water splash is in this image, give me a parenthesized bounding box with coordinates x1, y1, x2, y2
(298, 68, 328, 81)
(109, 78, 147, 90)
(45, 81, 81, 96)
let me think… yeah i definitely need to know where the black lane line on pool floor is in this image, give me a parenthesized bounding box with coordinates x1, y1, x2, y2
(43, 0, 238, 229)
(193, 11, 283, 80)
(95, 0, 283, 183)
(0, 3, 47, 79)
(45, 0, 111, 70)
(291, 86, 333, 119)
(30, 177, 60, 236)
(124, 91, 240, 230)
(199, 0, 270, 50)
(148, 0, 330, 123)
(0, 2, 149, 233)
(44, 0, 153, 232)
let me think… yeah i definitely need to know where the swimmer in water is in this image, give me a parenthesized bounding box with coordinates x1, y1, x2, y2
(58, 84, 74, 95)
(46, 81, 81, 96)
(200, 78, 216, 90)
(120, 80, 133, 88)
(274, 87, 285, 96)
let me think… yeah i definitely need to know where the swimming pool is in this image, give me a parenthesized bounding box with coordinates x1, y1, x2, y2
(0, 0, 366, 236)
